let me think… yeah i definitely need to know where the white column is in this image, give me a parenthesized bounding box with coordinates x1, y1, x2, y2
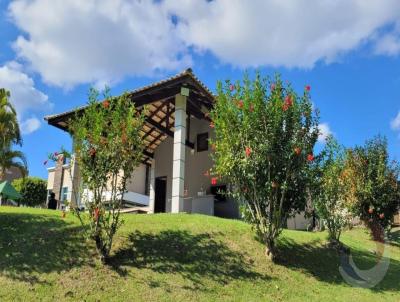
(70, 154, 81, 208)
(148, 160, 156, 213)
(171, 93, 187, 213)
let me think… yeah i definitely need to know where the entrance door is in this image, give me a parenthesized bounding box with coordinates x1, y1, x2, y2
(154, 177, 167, 213)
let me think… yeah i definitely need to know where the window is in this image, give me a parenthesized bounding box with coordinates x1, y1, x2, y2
(197, 132, 209, 152)
(61, 187, 68, 202)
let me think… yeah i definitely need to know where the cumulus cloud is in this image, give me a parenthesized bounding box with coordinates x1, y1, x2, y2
(7, 0, 400, 87)
(0, 61, 51, 134)
(318, 123, 333, 143)
(8, 0, 191, 88)
(20, 117, 41, 134)
(391, 111, 400, 130)
(167, 0, 400, 68)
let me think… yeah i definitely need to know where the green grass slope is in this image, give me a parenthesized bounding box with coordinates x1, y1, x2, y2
(0, 206, 399, 301)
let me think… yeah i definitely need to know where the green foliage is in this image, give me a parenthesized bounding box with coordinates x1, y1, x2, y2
(310, 136, 352, 243)
(0, 88, 21, 149)
(67, 88, 146, 263)
(343, 136, 400, 236)
(12, 177, 47, 207)
(210, 73, 319, 259)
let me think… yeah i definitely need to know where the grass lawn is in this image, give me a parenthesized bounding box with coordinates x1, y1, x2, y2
(0, 206, 399, 301)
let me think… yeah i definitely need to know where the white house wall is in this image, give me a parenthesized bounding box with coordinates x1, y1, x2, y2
(126, 164, 147, 195)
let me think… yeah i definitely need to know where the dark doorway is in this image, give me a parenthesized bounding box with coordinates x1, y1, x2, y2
(154, 177, 167, 213)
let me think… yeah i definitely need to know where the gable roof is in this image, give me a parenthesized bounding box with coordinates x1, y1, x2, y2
(44, 69, 215, 165)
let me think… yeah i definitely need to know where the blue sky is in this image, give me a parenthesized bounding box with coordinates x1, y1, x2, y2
(1, 0, 400, 179)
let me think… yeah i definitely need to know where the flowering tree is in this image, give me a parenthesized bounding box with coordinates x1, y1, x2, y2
(342, 136, 400, 241)
(49, 88, 146, 263)
(210, 74, 319, 260)
(310, 136, 352, 246)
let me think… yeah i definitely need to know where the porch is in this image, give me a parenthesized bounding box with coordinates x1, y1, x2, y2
(45, 69, 238, 217)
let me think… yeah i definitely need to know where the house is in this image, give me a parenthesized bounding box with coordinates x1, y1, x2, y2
(0, 166, 23, 183)
(44, 69, 311, 227)
(46, 157, 75, 208)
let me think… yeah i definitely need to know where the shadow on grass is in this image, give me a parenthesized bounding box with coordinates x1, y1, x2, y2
(110, 230, 269, 290)
(388, 228, 400, 248)
(275, 236, 400, 292)
(0, 212, 91, 284)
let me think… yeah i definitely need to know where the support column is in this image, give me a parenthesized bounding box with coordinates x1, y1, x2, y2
(171, 93, 187, 213)
(148, 160, 156, 213)
(69, 154, 81, 208)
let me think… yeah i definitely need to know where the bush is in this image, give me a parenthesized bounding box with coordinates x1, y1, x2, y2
(310, 136, 352, 245)
(66, 88, 145, 263)
(210, 73, 319, 260)
(343, 136, 400, 240)
(12, 177, 47, 207)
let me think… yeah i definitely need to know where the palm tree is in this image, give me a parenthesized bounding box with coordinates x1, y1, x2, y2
(0, 88, 22, 149)
(0, 147, 28, 181)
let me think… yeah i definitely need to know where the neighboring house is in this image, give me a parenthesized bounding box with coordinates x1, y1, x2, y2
(1, 166, 23, 183)
(46, 157, 76, 208)
(45, 69, 310, 228)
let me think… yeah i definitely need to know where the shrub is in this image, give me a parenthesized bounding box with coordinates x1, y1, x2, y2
(210, 73, 319, 260)
(52, 88, 146, 263)
(343, 136, 400, 241)
(310, 136, 352, 245)
(12, 177, 47, 207)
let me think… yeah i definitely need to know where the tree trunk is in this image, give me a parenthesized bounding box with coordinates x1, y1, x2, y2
(265, 240, 277, 261)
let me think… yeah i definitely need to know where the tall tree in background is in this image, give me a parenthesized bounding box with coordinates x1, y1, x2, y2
(0, 88, 22, 148)
(210, 73, 319, 260)
(0, 88, 27, 180)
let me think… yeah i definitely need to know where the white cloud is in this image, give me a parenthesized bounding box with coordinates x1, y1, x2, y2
(20, 117, 41, 134)
(6, 0, 400, 87)
(318, 123, 333, 143)
(166, 0, 400, 68)
(0, 61, 51, 134)
(391, 111, 400, 130)
(375, 33, 400, 56)
(8, 0, 191, 88)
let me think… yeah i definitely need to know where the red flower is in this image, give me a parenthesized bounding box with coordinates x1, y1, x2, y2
(209, 122, 215, 128)
(282, 103, 289, 111)
(294, 147, 301, 155)
(379, 213, 385, 219)
(229, 84, 235, 91)
(43, 160, 48, 166)
(307, 154, 314, 162)
(368, 208, 374, 214)
(211, 177, 218, 185)
(271, 83, 276, 91)
(305, 85, 311, 91)
(245, 146, 252, 157)
(103, 100, 110, 108)
(285, 95, 293, 107)
(237, 100, 244, 109)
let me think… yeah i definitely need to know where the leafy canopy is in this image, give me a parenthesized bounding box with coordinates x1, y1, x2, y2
(210, 73, 319, 259)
